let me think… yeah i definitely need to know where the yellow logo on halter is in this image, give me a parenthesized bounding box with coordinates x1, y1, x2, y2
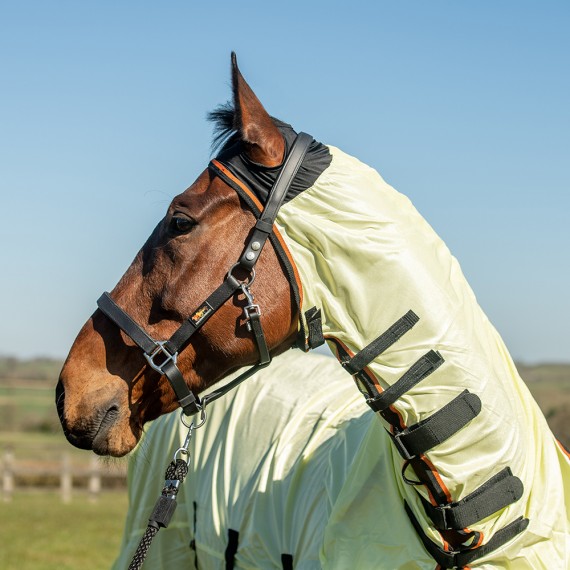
(191, 303, 213, 325)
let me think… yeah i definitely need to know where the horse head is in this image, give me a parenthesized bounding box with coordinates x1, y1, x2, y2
(56, 54, 301, 457)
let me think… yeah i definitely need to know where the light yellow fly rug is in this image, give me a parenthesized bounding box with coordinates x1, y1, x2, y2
(115, 143, 569, 569)
(210, 137, 570, 569)
(113, 350, 436, 569)
(274, 145, 570, 569)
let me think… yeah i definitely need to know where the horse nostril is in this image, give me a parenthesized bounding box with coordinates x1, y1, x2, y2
(106, 403, 120, 420)
(55, 379, 65, 423)
(98, 402, 121, 433)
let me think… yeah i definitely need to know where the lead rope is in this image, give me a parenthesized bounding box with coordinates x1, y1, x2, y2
(128, 409, 207, 570)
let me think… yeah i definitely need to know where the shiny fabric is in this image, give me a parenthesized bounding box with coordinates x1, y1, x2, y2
(274, 146, 570, 567)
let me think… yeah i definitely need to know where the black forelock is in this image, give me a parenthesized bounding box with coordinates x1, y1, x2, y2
(208, 104, 332, 205)
(207, 102, 289, 155)
(207, 103, 240, 154)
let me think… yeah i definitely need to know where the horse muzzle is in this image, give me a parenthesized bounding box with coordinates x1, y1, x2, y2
(55, 378, 132, 456)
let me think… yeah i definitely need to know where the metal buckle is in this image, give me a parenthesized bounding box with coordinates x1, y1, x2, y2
(241, 284, 261, 332)
(437, 503, 453, 529)
(392, 431, 415, 461)
(244, 304, 261, 331)
(174, 407, 207, 462)
(144, 341, 178, 374)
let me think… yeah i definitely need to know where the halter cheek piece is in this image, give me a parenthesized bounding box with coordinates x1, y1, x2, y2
(96, 133, 313, 416)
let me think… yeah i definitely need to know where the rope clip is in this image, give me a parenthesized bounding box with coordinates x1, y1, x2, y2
(175, 406, 207, 462)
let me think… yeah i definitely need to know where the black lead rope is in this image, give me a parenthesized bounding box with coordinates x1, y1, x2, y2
(128, 413, 205, 570)
(128, 458, 189, 570)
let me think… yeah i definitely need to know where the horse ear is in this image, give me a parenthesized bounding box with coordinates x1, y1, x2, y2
(231, 52, 285, 166)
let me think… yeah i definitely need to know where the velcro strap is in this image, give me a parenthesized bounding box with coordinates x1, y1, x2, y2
(422, 467, 524, 530)
(390, 390, 482, 460)
(404, 501, 529, 568)
(97, 292, 157, 355)
(367, 350, 444, 412)
(342, 310, 419, 375)
(305, 307, 325, 350)
(162, 360, 201, 416)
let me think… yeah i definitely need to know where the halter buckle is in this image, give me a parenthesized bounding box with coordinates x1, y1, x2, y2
(240, 283, 261, 332)
(244, 304, 261, 332)
(144, 341, 178, 375)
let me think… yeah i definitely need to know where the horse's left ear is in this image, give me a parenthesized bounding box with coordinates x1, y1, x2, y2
(231, 52, 285, 166)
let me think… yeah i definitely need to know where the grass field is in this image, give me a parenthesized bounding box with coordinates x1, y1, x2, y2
(0, 492, 129, 570)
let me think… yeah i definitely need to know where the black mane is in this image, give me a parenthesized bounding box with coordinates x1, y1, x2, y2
(208, 105, 332, 204)
(207, 103, 288, 155)
(207, 103, 240, 154)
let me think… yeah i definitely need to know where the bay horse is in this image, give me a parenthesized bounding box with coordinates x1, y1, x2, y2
(57, 54, 570, 568)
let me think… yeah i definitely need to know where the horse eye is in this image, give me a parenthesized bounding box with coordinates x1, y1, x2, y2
(169, 214, 196, 235)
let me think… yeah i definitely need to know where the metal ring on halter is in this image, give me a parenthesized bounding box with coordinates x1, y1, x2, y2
(180, 406, 207, 429)
(227, 262, 256, 287)
(173, 446, 189, 462)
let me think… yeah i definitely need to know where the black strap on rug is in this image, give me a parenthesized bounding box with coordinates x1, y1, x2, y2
(420, 467, 524, 530)
(299, 306, 325, 351)
(367, 350, 444, 413)
(404, 501, 529, 568)
(189, 501, 199, 570)
(390, 390, 482, 460)
(342, 310, 419, 375)
(225, 529, 239, 570)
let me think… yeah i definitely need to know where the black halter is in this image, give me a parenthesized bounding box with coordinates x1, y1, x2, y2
(96, 133, 313, 416)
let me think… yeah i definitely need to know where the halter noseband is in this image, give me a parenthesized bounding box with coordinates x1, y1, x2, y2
(96, 133, 313, 416)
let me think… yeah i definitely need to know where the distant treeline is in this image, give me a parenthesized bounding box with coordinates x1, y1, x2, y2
(0, 357, 63, 382)
(1, 355, 569, 383)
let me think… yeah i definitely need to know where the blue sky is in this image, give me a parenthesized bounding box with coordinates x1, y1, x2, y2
(0, 1, 568, 363)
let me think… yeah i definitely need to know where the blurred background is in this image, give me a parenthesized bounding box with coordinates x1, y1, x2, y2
(1, 2, 568, 568)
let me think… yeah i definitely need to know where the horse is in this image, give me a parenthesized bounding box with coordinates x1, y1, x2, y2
(57, 53, 570, 568)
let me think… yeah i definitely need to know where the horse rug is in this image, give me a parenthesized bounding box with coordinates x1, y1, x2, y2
(269, 145, 570, 567)
(112, 350, 440, 569)
(115, 144, 570, 569)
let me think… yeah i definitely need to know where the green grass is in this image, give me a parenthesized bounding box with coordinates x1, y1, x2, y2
(0, 491, 129, 570)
